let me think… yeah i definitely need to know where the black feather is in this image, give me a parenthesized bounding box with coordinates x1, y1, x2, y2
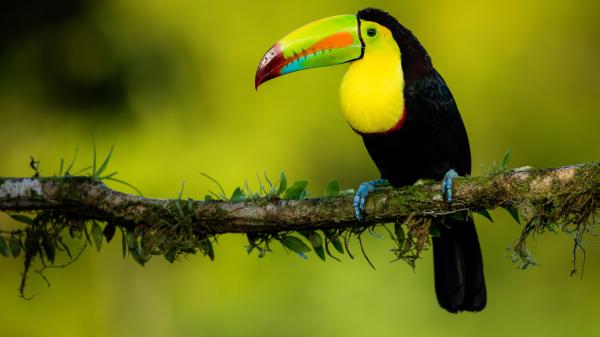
(433, 216, 486, 312)
(357, 8, 486, 312)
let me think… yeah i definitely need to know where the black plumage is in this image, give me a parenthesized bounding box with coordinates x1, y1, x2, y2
(357, 8, 486, 312)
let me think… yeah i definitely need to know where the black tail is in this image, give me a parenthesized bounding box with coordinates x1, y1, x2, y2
(432, 216, 486, 313)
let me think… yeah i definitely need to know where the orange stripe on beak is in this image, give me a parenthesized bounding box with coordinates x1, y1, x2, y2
(286, 32, 355, 64)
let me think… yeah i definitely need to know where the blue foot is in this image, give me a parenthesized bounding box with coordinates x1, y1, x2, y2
(442, 169, 459, 203)
(354, 179, 388, 222)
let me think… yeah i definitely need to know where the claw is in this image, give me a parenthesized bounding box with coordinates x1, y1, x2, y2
(354, 179, 388, 222)
(442, 169, 459, 203)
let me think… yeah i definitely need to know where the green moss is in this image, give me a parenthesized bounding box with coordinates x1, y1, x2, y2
(508, 164, 599, 272)
(2, 163, 598, 298)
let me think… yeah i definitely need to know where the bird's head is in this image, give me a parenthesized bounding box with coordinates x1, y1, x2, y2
(255, 8, 414, 89)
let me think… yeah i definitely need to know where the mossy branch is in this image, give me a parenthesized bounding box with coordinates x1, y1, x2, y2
(0, 162, 598, 298)
(1, 163, 598, 232)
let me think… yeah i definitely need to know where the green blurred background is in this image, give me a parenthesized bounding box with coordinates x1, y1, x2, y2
(1, 0, 599, 336)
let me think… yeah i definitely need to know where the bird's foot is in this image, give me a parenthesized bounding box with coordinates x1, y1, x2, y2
(441, 169, 459, 204)
(354, 179, 388, 222)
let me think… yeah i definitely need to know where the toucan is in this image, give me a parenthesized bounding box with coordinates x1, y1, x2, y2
(255, 8, 486, 313)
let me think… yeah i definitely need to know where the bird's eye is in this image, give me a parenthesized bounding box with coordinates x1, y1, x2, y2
(367, 27, 377, 37)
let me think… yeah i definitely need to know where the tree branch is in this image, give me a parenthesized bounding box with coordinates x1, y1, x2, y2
(1, 162, 598, 234)
(1, 161, 598, 297)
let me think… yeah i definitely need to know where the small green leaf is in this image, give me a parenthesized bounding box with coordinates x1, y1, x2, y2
(91, 132, 97, 175)
(165, 249, 176, 263)
(126, 231, 136, 252)
(58, 158, 65, 176)
(135, 243, 144, 263)
(230, 187, 245, 202)
(103, 224, 116, 243)
(200, 172, 227, 200)
(95, 144, 115, 178)
(91, 222, 103, 252)
(298, 230, 310, 240)
(73, 165, 92, 175)
(284, 181, 308, 200)
(201, 240, 215, 261)
(64, 147, 78, 175)
(204, 194, 214, 201)
(308, 231, 323, 249)
(131, 251, 146, 266)
(277, 171, 287, 196)
(128, 233, 145, 266)
(501, 150, 511, 170)
(309, 231, 325, 261)
(100, 171, 118, 180)
(25, 235, 39, 258)
(324, 230, 344, 254)
(10, 214, 33, 225)
(121, 230, 127, 258)
(302, 231, 325, 261)
(83, 225, 92, 244)
(314, 245, 326, 261)
(280, 235, 311, 258)
(103, 177, 143, 196)
(182, 247, 196, 254)
(394, 222, 406, 249)
(323, 180, 340, 197)
(42, 237, 56, 264)
(263, 172, 275, 193)
(10, 235, 21, 257)
(0, 236, 10, 257)
(177, 180, 185, 200)
(504, 206, 521, 224)
(475, 209, 494, 223)
(331, 238, 344, 254)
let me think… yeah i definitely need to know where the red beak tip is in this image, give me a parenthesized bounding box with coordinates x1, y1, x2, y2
(255, 44, 284, 91)
(254, 77, 263, 90)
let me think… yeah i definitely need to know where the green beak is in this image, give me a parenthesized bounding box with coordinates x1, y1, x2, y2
(255, 14, 364, 88)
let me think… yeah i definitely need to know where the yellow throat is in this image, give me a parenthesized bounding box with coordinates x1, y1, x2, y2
(339, 24, 405, 134)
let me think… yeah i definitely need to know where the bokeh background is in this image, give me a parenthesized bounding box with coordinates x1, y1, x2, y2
(1, 0, 599, 336)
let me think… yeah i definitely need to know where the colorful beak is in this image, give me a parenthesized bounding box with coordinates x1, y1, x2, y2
(255, 15, 364, 89)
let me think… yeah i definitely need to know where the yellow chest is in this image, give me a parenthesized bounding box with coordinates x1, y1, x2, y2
(339, 52, 405, 134)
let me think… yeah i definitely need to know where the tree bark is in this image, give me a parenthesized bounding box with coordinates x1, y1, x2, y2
(1, 162, 598, 234)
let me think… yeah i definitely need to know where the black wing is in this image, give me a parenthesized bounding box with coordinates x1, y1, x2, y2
(406, 72, 485, 313)
(404, 70, 471, 176)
